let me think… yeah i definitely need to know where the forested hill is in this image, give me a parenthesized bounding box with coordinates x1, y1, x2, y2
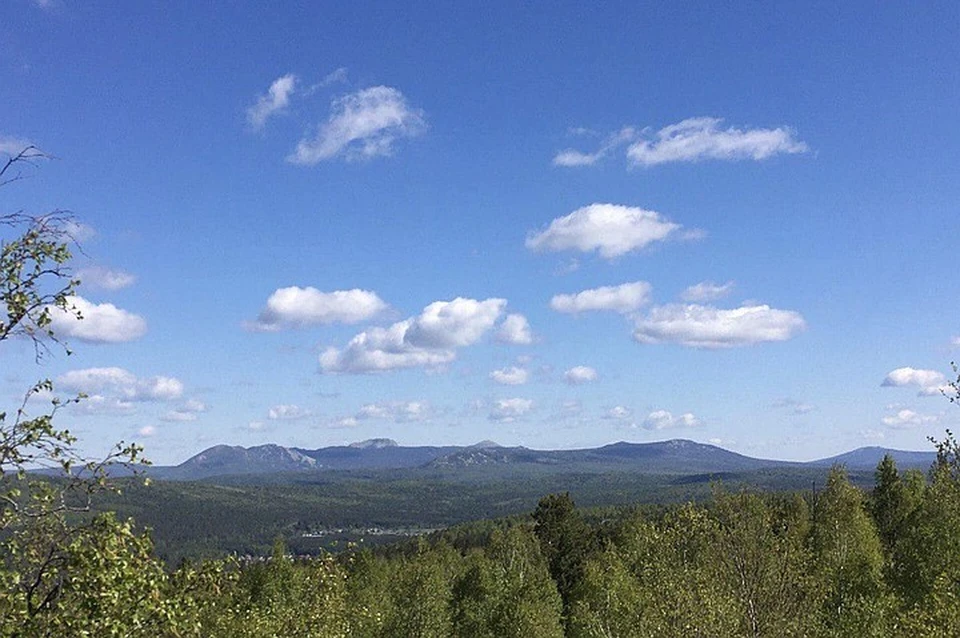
(147, 438, 936, 481)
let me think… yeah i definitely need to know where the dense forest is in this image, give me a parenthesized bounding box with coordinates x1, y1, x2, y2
(3, 447, 960, 636)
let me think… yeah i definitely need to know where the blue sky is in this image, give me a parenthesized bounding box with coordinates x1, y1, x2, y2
(2, 1, 959, 464)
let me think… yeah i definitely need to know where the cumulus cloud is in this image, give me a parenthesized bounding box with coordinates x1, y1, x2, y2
(47, 295, 146, 343)
(161, 398, 209, 423)
(355, 401, 431, 422)
(680, 281, 734, 303)
(267, 404, 312, 420)
(881, 367, 950, 397)
(249, 287, 388, 331)
(633, 303, 806, 348)
(881, 409, 940, 429)
(320, 297, 506, 373)
(77, 266, 136, 291)
(526, 204, 687, 259)
(137, 425, 156, 437)
(247, 74, 297, 130)
(564, 366, 598, 384)
(550, 281, 651, 314)
(496, 314, 533, 345)
(489, 398, 533, 422)
(490, 366, 529, 386)
(288, 86, 426, 164)
(553, 127, 636, 167)
(643, 410, 702, 430)
(58, 367, 183, 403)
(626, 117, 808, 167)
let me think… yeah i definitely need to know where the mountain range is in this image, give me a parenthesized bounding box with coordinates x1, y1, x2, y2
(146, 439, 938, 481)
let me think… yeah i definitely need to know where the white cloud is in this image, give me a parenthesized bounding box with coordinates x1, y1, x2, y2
(249, 287, 387, 331)
(881, 409, 940, 429)
(680, 281, 734, 303)
(356, 401, 431, 422)
(553, 127, 636, 167)
(496, 314, 533, 345)
(881, 367, 950, 397)
(626, 117, 808, 167)
(267, 404, 311, 420)
(288, 86, 426, 164)
(604, 406, 631, 420)
(490, 366, 529, 386)
(319, 67, 348, 87)
(489, 398, 533, 422)
(58, 367, 183, 402)
(643, 409, 702, 430)
(320, 297, 506, 373)
(564, 366, 598, 384)
(633, 303, 806, 348)
(161, 399, 208, 423)
(77, 266, 136, 291)
(74, 395, 136, 416)
(47, 295, 146, 343)
(526, 204, 687, 259)
(0, 135, 37, 155)
(137, 425, 156, 437)
(62, 221, 96, 243)
(550, 281, 651, 314)
(247, 74, 297, 130)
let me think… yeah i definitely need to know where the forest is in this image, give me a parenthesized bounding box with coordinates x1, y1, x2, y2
(3, 448, 960, 636)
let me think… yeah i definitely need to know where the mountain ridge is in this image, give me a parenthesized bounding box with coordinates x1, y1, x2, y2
(148, 439, 937, 481)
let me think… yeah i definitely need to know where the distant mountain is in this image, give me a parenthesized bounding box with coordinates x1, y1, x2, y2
(428, 439, 794, 473)
(146, 439, 938, 481)
(159, 444, 317, 480)
(807, 446, 936, 470)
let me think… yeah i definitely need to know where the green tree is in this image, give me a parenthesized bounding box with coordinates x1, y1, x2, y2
(811, 467, 892, 636)
(0, 146, 153, 635)
(532, 492, 594, 618)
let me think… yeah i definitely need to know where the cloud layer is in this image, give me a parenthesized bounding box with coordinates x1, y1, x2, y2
(77, 266, 136, 291)
(680, 280, 734, 303)
(633, 303, 806, 348)
(551, 281, 651, 314)
(58, 367, 184, 411)
(554, 118, 807, 169)
(627, 117, 808, 167)
(288, 86, 425, 164)
(643, 409, 702, 430)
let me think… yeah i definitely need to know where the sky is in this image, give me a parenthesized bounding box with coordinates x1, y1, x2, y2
(2, 1, 959, 465)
